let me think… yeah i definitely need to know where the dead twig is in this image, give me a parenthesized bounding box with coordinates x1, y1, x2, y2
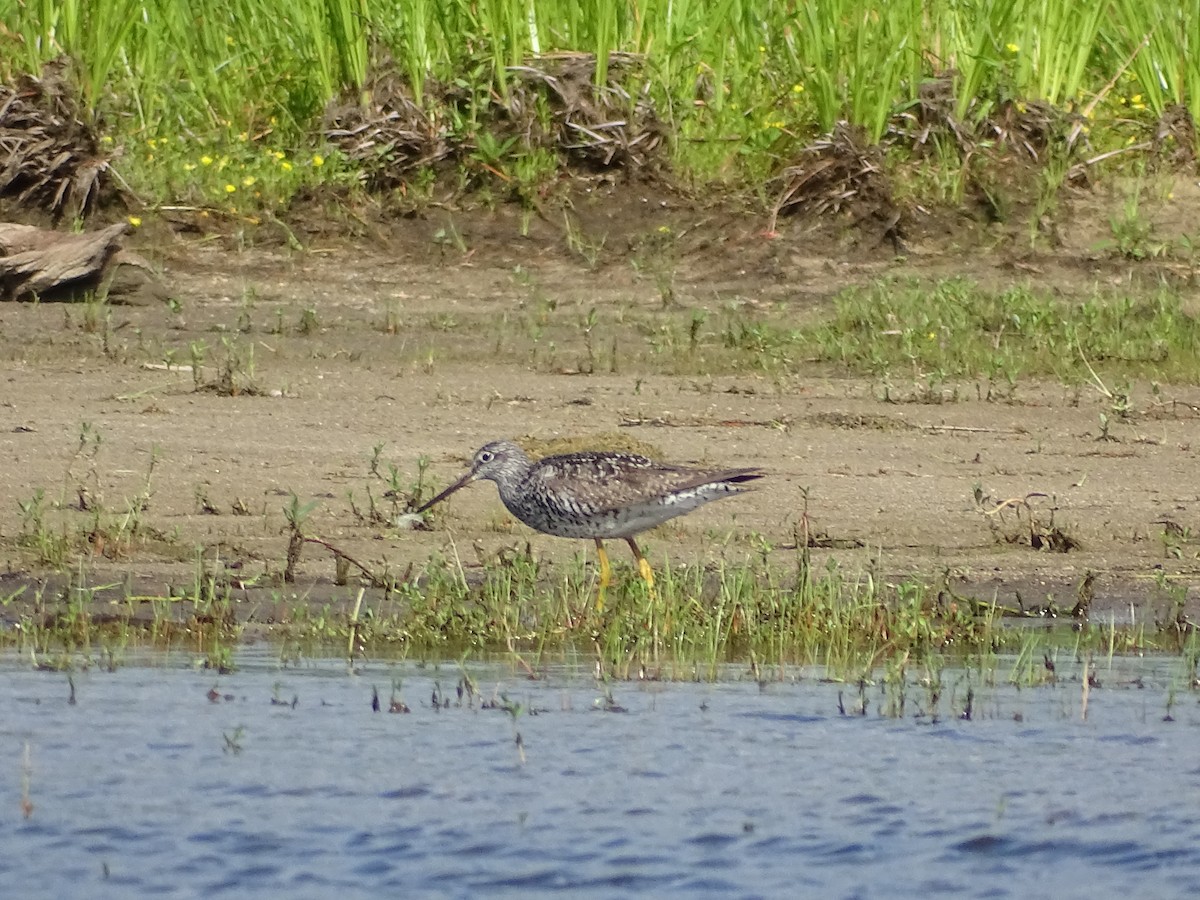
(301, 536, 409, 589)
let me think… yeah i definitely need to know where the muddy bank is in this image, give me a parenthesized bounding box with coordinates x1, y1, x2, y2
(2, 186, 1199, 630)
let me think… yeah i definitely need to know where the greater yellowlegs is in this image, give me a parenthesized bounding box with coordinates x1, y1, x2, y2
(416, 440, 763, 605)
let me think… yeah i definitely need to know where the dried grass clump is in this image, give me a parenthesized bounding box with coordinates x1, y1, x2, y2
(323, 51, 663, 187)
(324, 64, 457, 191)
(0, 58, 112, 219)
(508, 52, 662, 169)
(769, 123, 893, 230)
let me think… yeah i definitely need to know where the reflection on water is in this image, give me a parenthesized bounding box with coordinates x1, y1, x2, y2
(2, 649, 1199, 898)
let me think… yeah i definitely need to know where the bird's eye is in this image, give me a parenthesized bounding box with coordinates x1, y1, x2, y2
(478, 451, 494, 464)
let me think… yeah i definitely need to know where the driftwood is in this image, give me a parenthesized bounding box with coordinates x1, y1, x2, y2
(0, 222, 162, 303)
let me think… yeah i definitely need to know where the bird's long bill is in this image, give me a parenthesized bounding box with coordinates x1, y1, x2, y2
(415, 469, 477, 513)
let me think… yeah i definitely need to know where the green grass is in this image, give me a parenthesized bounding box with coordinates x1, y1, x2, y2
(699, 278, 1200, 389)
(3, 539, 1186, 681)
(6, 550, 244, 671)
(806, 278, 1200, 384)
(207, 272, 1198, 389)
(1, 0, 1197, 210)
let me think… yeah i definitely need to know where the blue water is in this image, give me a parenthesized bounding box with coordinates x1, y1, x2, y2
(2, 650, 1199, 898)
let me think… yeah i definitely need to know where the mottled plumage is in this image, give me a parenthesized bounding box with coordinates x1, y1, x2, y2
(417, 439, 763, 605)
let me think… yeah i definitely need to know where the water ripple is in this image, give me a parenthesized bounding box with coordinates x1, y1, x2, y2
(2, 653, 1198, 898)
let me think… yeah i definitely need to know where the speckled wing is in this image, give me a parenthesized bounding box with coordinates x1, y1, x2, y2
(531, 453, 763, 516)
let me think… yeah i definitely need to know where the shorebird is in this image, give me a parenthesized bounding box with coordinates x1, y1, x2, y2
(416, 440, 763, 607)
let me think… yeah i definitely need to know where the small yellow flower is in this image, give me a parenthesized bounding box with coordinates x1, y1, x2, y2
(280, 161, 293, 172)
(128, 216, 142, 227)
(657, 225, 671, 234)
(1131, 94, 1143, 103)
(1005, 42, 1019, 53)
(239, 132, 249, 141)
(147, 137, 158, 148)
(100, 135, 114, 145)
(225, 183, 237, 193)
(183, 162, 196, 171)
(225, 35, 233, 46)
(242, 175, 256, 187)
(1016, 101, 1027, 113)
(272, 150, 285, 160)
(758, 45, 766, 53)
(312, 154, 325, 167)
(792, 83, 804, 94)
(927, 331, 936, 341)
(200, 155, 214, 166)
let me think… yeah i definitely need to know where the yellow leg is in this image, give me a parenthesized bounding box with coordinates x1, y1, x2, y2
(626, 537, 656, 590)
(594, 538, 611, 611)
